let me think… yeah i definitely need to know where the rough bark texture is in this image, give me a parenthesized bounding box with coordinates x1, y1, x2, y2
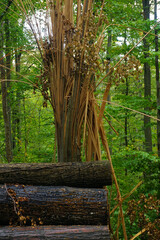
(0, 185, 108, 226)
(0, 161, 112, 187)
(0, 225, 110, 240)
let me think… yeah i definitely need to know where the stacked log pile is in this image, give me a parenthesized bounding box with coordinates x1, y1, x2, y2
(0, 161, 112, 240)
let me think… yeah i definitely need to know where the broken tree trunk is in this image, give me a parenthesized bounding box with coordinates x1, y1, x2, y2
(0, 161, 112, 187)
(0, 185, 108, 226)
(0, 225, 111, 240)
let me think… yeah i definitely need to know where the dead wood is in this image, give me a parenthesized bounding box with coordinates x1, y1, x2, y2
(0, 185, 108, 226)
(0, 225, 111, 239)
(0, 161, 112, 187)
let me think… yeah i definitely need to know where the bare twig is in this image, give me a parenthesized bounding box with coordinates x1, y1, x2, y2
(97, 98, 160, 122)
(130, 228, 146, 240)
(4, 184, 18, 214)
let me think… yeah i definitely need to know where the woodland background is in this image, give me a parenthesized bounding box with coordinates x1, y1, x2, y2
(0, 0, 160, 239)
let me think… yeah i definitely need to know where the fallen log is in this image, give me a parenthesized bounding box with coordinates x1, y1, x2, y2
(0, 161, 112, 187)
(0, 225, 111, 240)
(0, 185, 108, 226)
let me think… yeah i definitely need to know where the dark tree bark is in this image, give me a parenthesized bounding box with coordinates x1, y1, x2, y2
(154, 0, 160, 157)
(0, 161, 112, 187)
(5, 16, 12, 149)
(0, 225, 110, 240)
(0, 0, 13, 21)
(0, 185, 108, 226)
(0, 22, 12, 163)
(142, 0, 152, 152)
(12, 49, 21, 150)
(5, 17, 12, 118)
(23, 97, 28, 158)
(154, 0, 160, 199)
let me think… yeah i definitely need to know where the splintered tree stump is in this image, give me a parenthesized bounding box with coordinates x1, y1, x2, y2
(0, 161, 112, 187)
(0, 225, 111, 240)
(0, 185, 108, 226)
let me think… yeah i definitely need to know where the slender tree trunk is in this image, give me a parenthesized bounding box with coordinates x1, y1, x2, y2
(12, 50, 21, 151)
(107, 29, 112, 155)
(124, 79, 129, 149)
(124, 76, 129, 176)
(12, 108, 16, 150)
(15, 50, 21, 151)
(154, 0, 160, 157)
(154, 0, 160, 200)
(0, 22, 12, 163)
(23, 97, 28, 158)
(12, 50, 19, 150)
(38, 108, 41, 151)
(124, 30, 128, 176)
(142, 0, 152, 152)
(5, 17, 12, 139)
(5, 16, 13, 156)
(124, 30, 128, 149)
